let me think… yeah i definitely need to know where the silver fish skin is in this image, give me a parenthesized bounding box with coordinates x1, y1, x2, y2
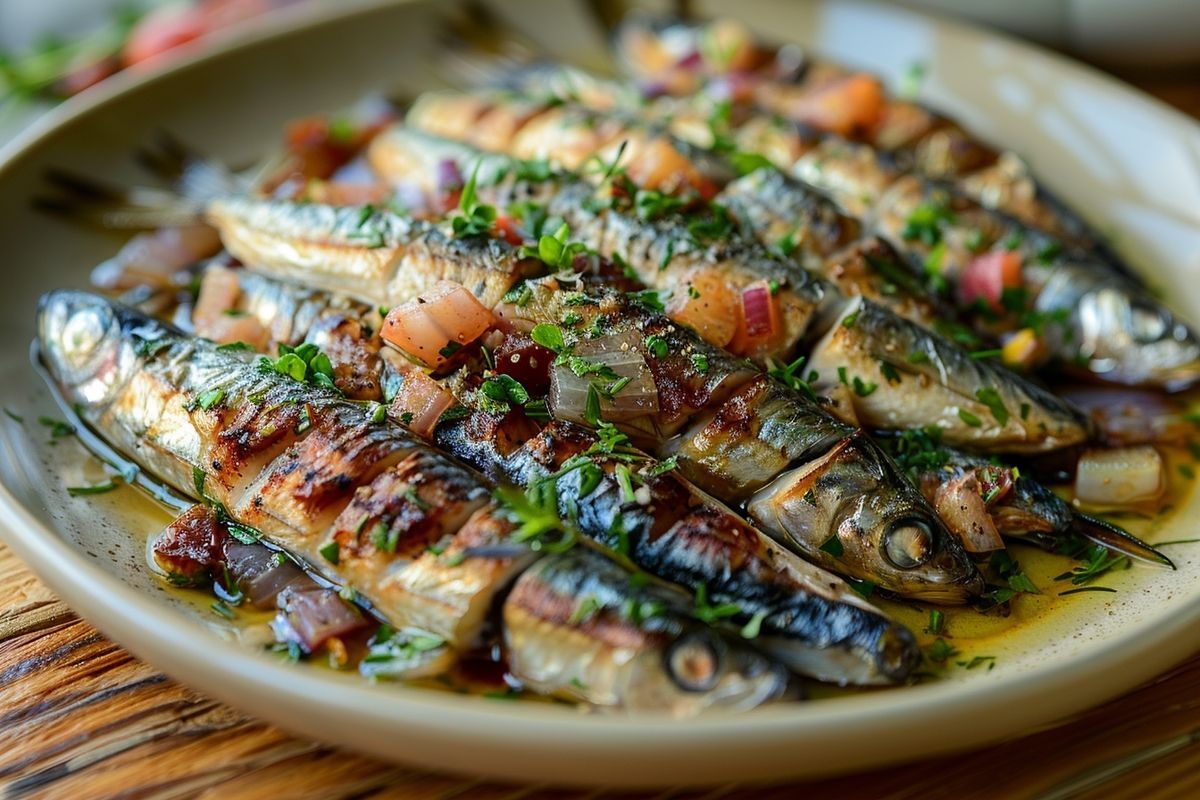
(716, 167, 939, 328)
(365, 126, 1095, 453)
(504, 547, 791, 714)
(202, 182, 987, 603)
(605, 16, 1123, 260)
(443, 64, 1200, 392)
(435, 414, 925, 683)
(806, 147, 1200, 392)
(214, 265, 928, 680)
(206, 197, 538, 309)
(807, 297, 1093, 453)
(38, 290, 802, 710)
(221, 257, 979, 612)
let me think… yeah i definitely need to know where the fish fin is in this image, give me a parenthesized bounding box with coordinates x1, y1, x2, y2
(136, 130, 248, 202)
(1074, 513, 1175, 569)
(35, 167, 202, 230)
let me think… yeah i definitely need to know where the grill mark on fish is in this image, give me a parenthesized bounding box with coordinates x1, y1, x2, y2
(36, 290, 796, 708)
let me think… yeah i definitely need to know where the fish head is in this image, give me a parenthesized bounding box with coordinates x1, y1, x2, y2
(505, 550, 790, 714)
(634, 624, 793, 715)
(1042, 270, 1200, 391)
(750, 435, 985, 603)
(37, 290, 155, 408)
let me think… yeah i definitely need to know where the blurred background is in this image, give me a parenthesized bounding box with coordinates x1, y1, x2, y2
(1, 0, 1198, 143)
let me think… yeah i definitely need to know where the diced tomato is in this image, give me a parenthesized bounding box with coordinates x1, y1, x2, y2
(122, 4, 208, 67)
(621, 135, 713, 199)
(494, 215, 524, 247)
(493, 334, 555, 397)
(58, 57, 119, 96)
(771, 73, 885, 137)
(960, 250, 1023, 309)
(381, 281, 495, 368)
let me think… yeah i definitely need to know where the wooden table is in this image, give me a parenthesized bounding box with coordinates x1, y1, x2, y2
(3, 54, 1200, 800)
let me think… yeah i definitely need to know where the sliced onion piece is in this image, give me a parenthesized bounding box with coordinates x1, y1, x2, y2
(927, 471, 1005, 553)
(273, 586, 366, 654)
(1074, 446, 1166, 509)
(550, 333, 659, 425)
(728, 279, 780, 356)
(959, 250, 1022, 309)
(222, 541, 311, 610)
(388, 361, 458, 439)
(381, 281, 495, 368)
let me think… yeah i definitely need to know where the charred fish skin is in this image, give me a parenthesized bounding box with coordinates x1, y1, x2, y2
(221, 257, 974, 615)
(208, 196, 539, 309)
(436, 415, 922, 684)
(38, 290, 804, 709)
(799, 146, 1200, 392)
(716, 168, 940, 327)
(607, 15, 1121, 260)
(459, 62, 1200, 392)
(37, 291, 483, 640)
(189, 266, 927, 682)
(368, 126, 1093, 454)
(503, 547, 791, 713)
(494, 280, 979, 607)
(747, 432, 985, 605)
(807, 297, 1093, 453)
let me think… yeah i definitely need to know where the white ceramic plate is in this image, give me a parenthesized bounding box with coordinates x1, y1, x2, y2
(1, 0, 1198, 788)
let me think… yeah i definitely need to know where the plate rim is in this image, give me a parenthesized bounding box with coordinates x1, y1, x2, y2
(1, 0, 1199, 787)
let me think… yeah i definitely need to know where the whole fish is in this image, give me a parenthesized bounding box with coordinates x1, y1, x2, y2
(504, 547, 790, 711)
(440, 67, 1200, 392)
(190, 264, 932, 679)
(181, 189, 987, 605)
(607, 15, 1125, 262)
(879, 428, 1172, 565)
(37, 289, 791, 710)
(366, 124, 1093, 454)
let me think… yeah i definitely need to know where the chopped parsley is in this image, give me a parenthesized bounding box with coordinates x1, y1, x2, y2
(768, 355, 818, 401)
(925, 637, 959, 664)
(258, 342, 340, 394)
(627, 289, 666, 314)
(318, 541, 340, 565)
(974, 387, 1010, 426)
(692, 582, 741, 625)
(818, 534, 844, 558)
(521, 221, 588, 269)
(644, 334, 669, 358)
(740, 610, 770, 639)
(38, 415, 75, 440)
(450, 160, 497, 238)
(901, 200, 955, 246)
(66, 480, 118, 497)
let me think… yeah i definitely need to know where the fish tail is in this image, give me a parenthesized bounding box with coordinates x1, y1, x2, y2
(1073, 513, 1175, 569)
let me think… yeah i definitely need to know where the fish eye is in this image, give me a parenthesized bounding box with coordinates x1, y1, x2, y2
(666, 632, 721, 692)
(883, 518, 936, 569)
(1129, 301, 1169, 344)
